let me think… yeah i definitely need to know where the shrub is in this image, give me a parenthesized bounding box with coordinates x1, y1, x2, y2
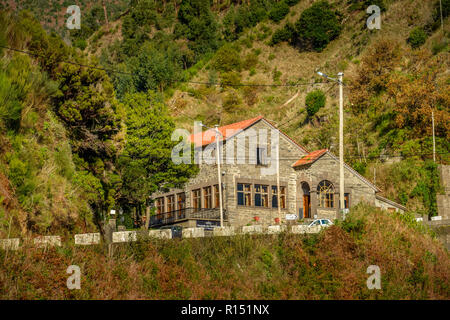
(212, 45, 241, 73)
(270, 22, 295, 45)
(222, 91, 242, 112)
(272, 68, 282, 82)
(305, 89, 326, 117)
(242, 53, 259, 70)
(431, 39, 448, 55)
(408, 27, 427, 48)
(220, 71, 241, 87)
(268, 1, 290, 23)
(294, 1, 341, 52)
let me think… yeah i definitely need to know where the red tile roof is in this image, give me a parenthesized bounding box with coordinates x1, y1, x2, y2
(189, 116, 264, 147)
(292, 149, 328, 167)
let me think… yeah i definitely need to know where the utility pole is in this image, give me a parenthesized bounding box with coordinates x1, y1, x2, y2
(215, 125, 224, 228)
(201, 123, 224, 227)
(432, 110, 436, 163)
(373, 166, 376, 185)
(440, 0, 444, 33)
(276, 144, 281, 222)
(338, 72, 345, 219)
(317, 71, 345, 219)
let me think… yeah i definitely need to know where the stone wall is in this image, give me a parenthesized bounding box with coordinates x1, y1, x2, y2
(0, 238, 20, 250)
(34, 236, 62, 248)
(182, 227, 205, 238)
(112, 231, 137, 243)
(0, 224, 324, 250)
(75, 233, 101, 245)
(294, 153, 377, 220)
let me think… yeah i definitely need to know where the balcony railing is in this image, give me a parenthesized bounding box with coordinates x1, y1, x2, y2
(149, 207, 228, 228)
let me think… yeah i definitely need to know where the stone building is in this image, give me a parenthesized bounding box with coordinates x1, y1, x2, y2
(149, 116, 405, 229)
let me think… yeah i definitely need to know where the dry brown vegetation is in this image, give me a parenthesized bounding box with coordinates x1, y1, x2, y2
(1, 204, 448, 300)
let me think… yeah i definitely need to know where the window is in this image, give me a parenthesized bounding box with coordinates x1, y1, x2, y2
(237, 183, 252, 206)
(192, 189, 201, 212)
(344, 193, 349, 209)
(317, 180, 334, 208)
(214, 184, 221, 208)
(203, 186, 212, 209)
(177, 193, 186, 215)
(271, 186, 286, 209)
(255, 184, 269, 207)
(156, 197, 165, 217)
(256, 147, 267, 165)
(280, 186, 286, 209)
(271, 186, 278, 208)
(167, 195, 175, 213)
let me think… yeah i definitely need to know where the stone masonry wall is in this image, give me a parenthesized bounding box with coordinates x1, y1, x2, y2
(294, 153, 377, 220)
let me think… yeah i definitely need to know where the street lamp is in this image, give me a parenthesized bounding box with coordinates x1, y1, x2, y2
(200, 123, 224, 228)
(317, 71, 346, 219)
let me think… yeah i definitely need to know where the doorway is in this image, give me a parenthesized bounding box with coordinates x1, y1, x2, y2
(301, 182, 311, 218)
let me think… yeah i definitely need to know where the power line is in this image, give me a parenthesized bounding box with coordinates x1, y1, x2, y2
(0, 45, 330, 88)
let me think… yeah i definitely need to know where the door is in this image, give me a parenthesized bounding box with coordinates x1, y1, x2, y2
(300, 182, 311, 219)
(303, 195, 311, 218)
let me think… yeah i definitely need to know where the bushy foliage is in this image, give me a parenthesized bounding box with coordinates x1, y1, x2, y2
(211, 45, 242, 73)
(271, 1, 341, 51)
(268, 1, 290, 23)
(270, 22, 295, 45)
(408, 27, 427, 48)
(175, 0, 220, 56)
(305, 89, 326, 117)
(118, 91, 198, 208)
(294, 1, 341, 52)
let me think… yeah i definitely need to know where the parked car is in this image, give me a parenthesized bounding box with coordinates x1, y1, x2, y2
(160, 225, 183, 238)
(308, 219, 333, 228)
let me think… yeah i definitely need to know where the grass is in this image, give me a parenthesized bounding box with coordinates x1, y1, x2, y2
(0, 204, 448, 299)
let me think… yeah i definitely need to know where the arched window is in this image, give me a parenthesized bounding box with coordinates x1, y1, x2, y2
(317, 180, 334, 208)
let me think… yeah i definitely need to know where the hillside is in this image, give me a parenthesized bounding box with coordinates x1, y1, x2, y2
(85, 0, 449, 215)
(1, 205, 448, 299)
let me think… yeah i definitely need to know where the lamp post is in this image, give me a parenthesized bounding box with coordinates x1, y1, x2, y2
(201, 124, 224, 228)
(317, 71, 345, 219)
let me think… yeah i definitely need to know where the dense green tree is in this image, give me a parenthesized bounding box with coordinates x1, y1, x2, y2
(115, 41, 185, 97)
(408, 27, 427, 48)
(175, 0, 220, 56)
(294, 1, 341, 52)
(118, 91, 198, 208)
(270, 22, 296, 45)
(305, 89, 326, 117)
(268, 1, 290, 23)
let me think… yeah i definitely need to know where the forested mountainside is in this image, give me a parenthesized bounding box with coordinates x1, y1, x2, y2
(0, 0, 449, 236)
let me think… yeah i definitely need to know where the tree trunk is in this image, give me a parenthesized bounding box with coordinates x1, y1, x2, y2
(145, 205, 151, 230)
(102, 0, 109, 26)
